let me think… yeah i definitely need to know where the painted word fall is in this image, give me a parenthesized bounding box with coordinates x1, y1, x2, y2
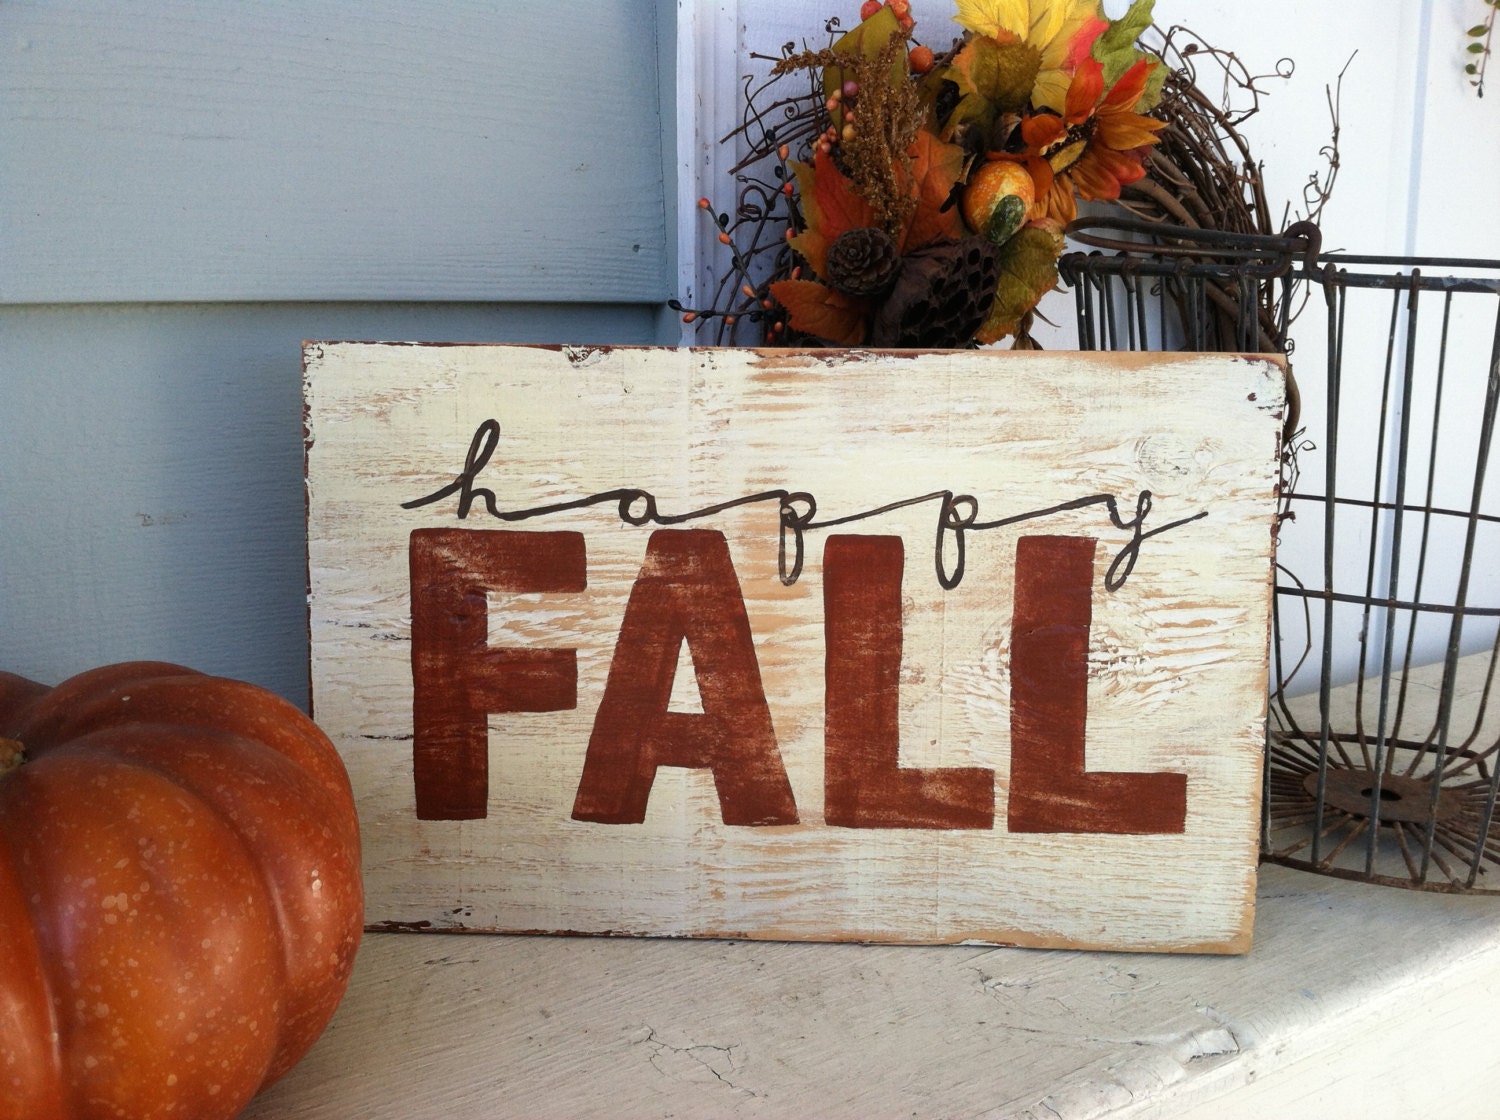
(408, 525, 1187, 836)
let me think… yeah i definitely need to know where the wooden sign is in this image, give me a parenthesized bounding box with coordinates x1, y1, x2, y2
(303, 344, 1284, 953)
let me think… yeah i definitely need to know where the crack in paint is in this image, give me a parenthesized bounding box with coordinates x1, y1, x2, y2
(638, 1025, 766, 1099)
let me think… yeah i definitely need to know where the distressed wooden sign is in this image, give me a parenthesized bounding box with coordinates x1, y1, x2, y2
(303, 344, 1285, 953)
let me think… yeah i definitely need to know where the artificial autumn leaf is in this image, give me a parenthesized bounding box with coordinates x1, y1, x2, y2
(1091, 0, 1165, 106)
(811, 147, 878, 247)
(769, 279, 869, 345)
(898, 131, 967, 252)
(787, 159, 831, 276)
(975, 224, 1063, 344)
(826, 3, 908, 127)
(954, 0, 1109, 114)
(788, 151, 877, 281)
(936, 89, 996, 144)
(950, 35, 1040, 113)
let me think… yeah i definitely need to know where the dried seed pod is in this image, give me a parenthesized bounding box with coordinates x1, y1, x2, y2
(870, 237, 1001, 348)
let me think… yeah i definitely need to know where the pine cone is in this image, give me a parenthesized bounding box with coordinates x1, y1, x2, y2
(824, 227, 901, 299)
(869, 237, 1001, 348)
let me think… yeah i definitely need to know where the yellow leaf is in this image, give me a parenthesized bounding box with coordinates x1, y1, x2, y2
(952, 0, 1030, 41)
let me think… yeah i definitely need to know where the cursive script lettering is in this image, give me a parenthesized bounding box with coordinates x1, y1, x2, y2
(401, 419, 1205, 591)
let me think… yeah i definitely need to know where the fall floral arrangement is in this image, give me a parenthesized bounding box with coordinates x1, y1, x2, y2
(677, 0, 1173, 348)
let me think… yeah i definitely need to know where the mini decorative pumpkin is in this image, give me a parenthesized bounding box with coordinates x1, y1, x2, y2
(0, 662, 363, 1120)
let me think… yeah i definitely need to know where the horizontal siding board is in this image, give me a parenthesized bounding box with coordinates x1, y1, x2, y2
(0, 301, 663, 706)
(2, 1, 669, 303)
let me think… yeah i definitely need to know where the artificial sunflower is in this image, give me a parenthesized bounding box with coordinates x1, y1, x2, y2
(1020, 55, 1165, 224)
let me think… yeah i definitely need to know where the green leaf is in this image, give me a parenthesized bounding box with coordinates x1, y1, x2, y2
(1094, 0, 1156, 86)
(1469, 24, 1489, 35)
(825, 2, 907, 123)
(940, 91, 998, 143)
(948, 38, 1042, 114)
(975, 225, 1062, 344)
(1140, 54, 1168, 110)
(1469, 42, 1489, 53)
(947, 35, 1001, 100)
(1468, 62, 1481, 73)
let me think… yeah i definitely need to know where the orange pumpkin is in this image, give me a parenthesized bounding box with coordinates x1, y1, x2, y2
(0, 662, 362, 1120)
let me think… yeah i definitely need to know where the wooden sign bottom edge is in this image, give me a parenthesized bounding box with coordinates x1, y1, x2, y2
(360, 917, 1257, 957)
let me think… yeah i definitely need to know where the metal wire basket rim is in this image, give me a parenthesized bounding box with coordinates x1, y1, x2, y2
(1064, 216, 1321, 259)
(1062, 218, 1500, 290)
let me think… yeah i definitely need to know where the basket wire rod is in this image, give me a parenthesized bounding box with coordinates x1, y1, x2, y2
(1352, 285, 1406, 759)
(1277, 586, 1500, 617)
(1444, 629, 1500, 771)
(1099, 272, 1112, 350)
(1102, 272, 1120, 350)
(1084, 266, 1100, 350)
(1130, 268, 1149, 350)
(1078, 268, 1099, 351)
(1278, 270, 1296, 347)
(1268, 568, 1319, 749)
(1311, 272, 1348, 867)
(1162, 265, 1184, 351)
(1238, 273, 1255, 352)
(1094, 271, 1110, 349)
(1196, 273, 1210, 350)
(1321, 813, 1371, 867)
(1158, 272, 1170, 351)
(1072, 275, 1090, 350)
(1363, 273, 1424, 876)
(1456, 302, 1500, 886)
(1117, 269, 1133, 349)
(1392, 818, 1424, 880)
(1398, 293, 1457, 773)
(1279, 494, 1500, 531)
(1179, 273, 1196, 350)
(1168, 272, 1186, 348)
(1265, 578, 1295, 855)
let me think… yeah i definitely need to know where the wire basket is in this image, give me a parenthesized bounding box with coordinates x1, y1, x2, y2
(1061, 219, 1500, 892)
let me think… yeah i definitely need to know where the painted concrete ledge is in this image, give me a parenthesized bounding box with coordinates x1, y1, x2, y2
(240, 860, 1500, 1119)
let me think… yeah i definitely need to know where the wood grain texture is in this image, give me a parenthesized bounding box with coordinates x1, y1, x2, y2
(1, 1, 667, 302)
(303, 344, 1286, 952)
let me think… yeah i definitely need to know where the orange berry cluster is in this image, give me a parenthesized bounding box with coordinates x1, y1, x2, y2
(815, 81, 863, 154)
(860, 0, 913, 33)
(858, 1, 932, 73)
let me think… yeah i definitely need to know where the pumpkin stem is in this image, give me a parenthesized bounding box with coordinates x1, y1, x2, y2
(0, 736, 24, 777)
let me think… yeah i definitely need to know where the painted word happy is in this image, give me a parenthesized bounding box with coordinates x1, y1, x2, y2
(402, 419, 1204, 835)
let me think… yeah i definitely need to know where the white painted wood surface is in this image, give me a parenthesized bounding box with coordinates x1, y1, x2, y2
(234, 866, 1500, 1120)
(1, 0, 669, 302)
(305, 344, 1284, 951)
(236, 656, 1500, 1120)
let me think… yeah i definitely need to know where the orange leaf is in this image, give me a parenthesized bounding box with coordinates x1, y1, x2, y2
(812, 148, 877, 246)
(790, 160, 823, 232)
(789, 229, 831, 279)
(787, 159, 829, 276)
(769, 279, 868, 345)
(898, 131, 966, 253)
